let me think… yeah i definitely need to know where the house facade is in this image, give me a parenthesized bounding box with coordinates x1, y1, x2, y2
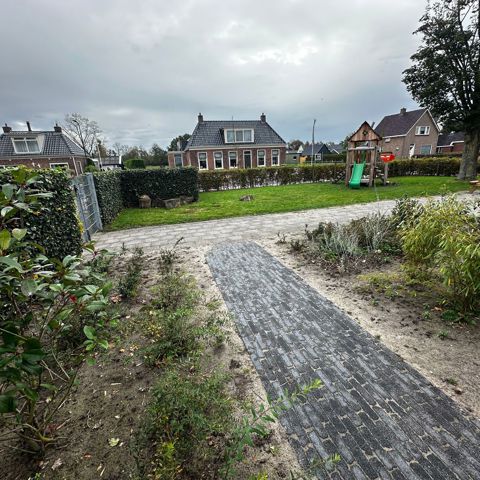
(0, 123, 87, 175)
(299, 143, 331, 163)
(436, 132, 465, 154)
(167, 113, 287, 170)
(375, 108, 440, 158)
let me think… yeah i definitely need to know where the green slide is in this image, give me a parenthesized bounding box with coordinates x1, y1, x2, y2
(349, 161, 365, 189)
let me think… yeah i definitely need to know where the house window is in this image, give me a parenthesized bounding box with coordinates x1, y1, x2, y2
(416, 126, 430, 135)
(272, 149, 280, 166)
(257, 150, 266, 167)
(384, 137, 391, 143)
(13, 137, 40, 154)
(224, 129, 254, 144)
(419, 145, 432, 155)
(228, 151, 237, 168)
(214, 151, 223, 169)
(198, 152, 208, 170)
(174, 153, 183, 168)
(49, 163, 69, 170)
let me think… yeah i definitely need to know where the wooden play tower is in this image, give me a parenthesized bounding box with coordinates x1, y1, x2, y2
(345, 121, 386, 188)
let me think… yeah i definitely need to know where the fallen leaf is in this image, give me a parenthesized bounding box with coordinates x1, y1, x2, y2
(51, 458, 63, 471)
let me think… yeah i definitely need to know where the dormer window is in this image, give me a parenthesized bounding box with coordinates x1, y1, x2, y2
(415, 126, 430, 135)
(224, 129, 254, 144)
(12, 137, 41, 154)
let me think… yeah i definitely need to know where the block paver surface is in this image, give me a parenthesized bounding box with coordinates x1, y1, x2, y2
(207, 242, 480, 479)
(93, 194, 472, 251)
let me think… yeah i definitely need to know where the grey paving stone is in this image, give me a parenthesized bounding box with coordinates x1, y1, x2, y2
(94, 194, 473, 251)
(206, 241, 480, 480)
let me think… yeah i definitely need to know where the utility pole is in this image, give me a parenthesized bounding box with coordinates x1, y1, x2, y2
(311, 119, 316, 165)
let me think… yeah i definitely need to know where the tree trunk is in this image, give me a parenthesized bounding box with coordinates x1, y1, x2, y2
(458, 130, 479, 180)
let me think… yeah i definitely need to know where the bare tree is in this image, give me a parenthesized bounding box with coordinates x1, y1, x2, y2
(112, 142, 129, 157)
(63, 113, 102, 157)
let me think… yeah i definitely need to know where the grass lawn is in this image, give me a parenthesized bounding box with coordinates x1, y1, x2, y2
(107, 176, 471, 231)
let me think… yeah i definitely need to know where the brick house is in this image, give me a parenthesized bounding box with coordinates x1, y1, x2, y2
(167, 113, 287, 170)
(375, 108, 440, 158)
(436, 132, 465, 154)
(0, 122, 87, 175)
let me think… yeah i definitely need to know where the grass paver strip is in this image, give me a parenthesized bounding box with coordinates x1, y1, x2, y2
(207, 242, 480, 479)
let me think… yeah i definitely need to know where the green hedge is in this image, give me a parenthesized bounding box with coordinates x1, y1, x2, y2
(125, 158, 146, 169)
(93, 170, 123, 224)
(323, 153, 347, 163)
(388, 157, 465, 176)
(0, 168, 81, 258)
(121, 168, 199, 207)
(198, 164, 346, 191)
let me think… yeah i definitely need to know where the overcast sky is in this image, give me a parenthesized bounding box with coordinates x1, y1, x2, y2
(1, 0, 427, 149)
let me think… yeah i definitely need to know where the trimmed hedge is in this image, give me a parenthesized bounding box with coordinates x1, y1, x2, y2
(93, 170, 123, 224)
(125, 158, 146, 169)
(198, 164, 346, 191)
(0, 168, 82, 258)
(121, 168, 199, 207)
(323, 153, 347, 163)
(388, 157, 466, 176)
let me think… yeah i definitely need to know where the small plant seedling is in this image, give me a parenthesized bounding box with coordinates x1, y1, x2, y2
(444, 377, 458, 386)
(437, 330, 450, 340)
(441, 309, 459, 323)
(276, 232, 287, 244)
(422, 310, 431, 320)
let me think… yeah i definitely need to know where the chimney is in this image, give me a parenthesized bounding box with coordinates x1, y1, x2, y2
(54, 123, 62, 133)
(198, 112, 204, 123)
(260, 112, 266, 123)
(400, 107, 406, 115)
(2, 123, 11, 133)
(26, 121, 32, 131)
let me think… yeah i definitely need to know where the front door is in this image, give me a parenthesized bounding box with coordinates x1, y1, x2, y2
(244, 151, 252, 169)
(408, 144, 415, 158)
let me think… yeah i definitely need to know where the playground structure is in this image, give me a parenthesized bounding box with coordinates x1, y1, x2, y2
(345, 121, 389, 189)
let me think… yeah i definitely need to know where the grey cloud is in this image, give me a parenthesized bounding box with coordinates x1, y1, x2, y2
(1, 0, 425, 147)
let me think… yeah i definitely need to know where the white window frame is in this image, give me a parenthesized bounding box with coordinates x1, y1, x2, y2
(257, 149, 266, 167)
(214, 151, 223, 169)
(243, 150, 252, 168)
(49, 162, 69, 170)
(174, 153, 183, 168)
(384, 137, 391, 143)
(197, 152, 208, 170)
(419, 144, 432, 155)
(272, 149, 280, 166)
(12, 137, 41, 154)
(228, 151, 238, 169)
(224, 129, 254, 144)
(415, 126, 430, 136)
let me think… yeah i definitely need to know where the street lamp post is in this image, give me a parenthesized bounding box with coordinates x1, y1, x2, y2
(311, 119, 316, 165)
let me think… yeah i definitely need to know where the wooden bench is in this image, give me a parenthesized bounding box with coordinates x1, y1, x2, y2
(469, 180, 479, 194)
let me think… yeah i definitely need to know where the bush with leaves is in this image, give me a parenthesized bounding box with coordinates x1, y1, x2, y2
(400, 196, 480, 312)
(0, 167, 112, 453)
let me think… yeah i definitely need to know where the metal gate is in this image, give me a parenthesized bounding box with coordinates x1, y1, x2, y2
(72, 173, 103, 241)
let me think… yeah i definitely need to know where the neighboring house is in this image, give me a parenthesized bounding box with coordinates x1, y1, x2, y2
(286, 150, 300, 164)
(299, 143, 331, 163)
(375, 108, 440, 158)
(93, 155, 123, 170)
(329, 143, 345, 154)
(0, 122, 87, 174)
(436, 132, 465, 154)
(167, 113, 287, 170)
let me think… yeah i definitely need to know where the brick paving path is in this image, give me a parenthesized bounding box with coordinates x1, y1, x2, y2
(207, 242, 480, 479)
(93, 194, 472, 251)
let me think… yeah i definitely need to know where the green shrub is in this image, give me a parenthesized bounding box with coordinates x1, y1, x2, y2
(0, 169, 111, 452)
(93, 170, 123, 224)
(400, 196, 480, 311)
(121, 168, 199, 207)
(125, 158, 146, 169)
(147, 365, 232, 479)
(390, 196, 424, 229)
(388, 157, 467, 176)
(198, 164, 346, 191)
(117, 247, 145, 298)
(0, 167, 81, 258)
